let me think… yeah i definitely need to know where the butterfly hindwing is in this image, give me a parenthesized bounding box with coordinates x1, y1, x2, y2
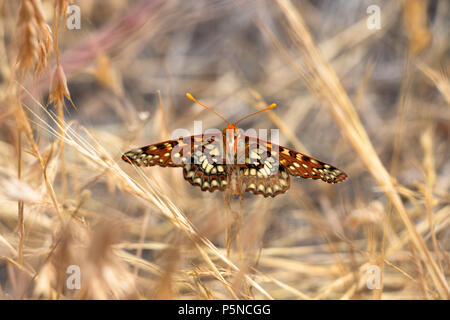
(182, 134, 229, 192)
(240, 164, 290, 198)
(234, 138, 290, 197)
(183, 162, 229, 192)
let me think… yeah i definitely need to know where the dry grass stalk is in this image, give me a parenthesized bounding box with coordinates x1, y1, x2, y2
(273, 0, 448, 298)
(420, 126, 443, 273)
(10, 0, 53, 266)
(402, 0, 432, 56)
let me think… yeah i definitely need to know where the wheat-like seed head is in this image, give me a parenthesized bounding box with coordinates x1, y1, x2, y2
(16, 0, 53, 77)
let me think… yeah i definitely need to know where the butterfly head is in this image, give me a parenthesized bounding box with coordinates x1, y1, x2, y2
(222, 124, 242, 138)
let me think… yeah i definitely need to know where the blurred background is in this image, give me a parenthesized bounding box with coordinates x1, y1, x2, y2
(0, 0, 448, 299)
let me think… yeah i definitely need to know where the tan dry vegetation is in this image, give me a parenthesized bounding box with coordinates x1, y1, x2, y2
(0, 0, 449, 299)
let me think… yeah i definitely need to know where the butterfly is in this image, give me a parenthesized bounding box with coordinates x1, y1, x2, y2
(122, 93, 347, 198)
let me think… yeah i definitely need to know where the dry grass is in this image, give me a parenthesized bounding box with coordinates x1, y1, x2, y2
(0, 0, 449, 299)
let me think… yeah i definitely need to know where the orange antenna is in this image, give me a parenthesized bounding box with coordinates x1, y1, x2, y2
(234, 103, 276, 125)
(186, 93, 230, 126)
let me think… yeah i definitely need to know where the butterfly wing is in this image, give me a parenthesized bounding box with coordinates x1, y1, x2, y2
(122, 139, 182, 167)
(228, 136, 288, 197)
(241, 136, 347, 185)
(182, 134, 229, 192)
(239, 164, 290, 198)
(278, 146, 347, 183)
(122, 133, 229, 193)
(122, 133, 221, 167)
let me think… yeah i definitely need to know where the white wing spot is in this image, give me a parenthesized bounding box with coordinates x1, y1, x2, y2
(205, 163, 214, 174)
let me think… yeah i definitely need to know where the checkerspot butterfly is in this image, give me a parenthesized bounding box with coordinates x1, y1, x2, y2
(122, 94, 347, 197)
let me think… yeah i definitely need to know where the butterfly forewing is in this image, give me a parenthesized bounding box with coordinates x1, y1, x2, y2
(122, 139, 181, 167)
(278, 146, 347, 183)
(122, 133, 222, 167)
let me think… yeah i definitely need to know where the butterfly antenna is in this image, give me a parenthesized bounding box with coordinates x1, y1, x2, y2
(186, 93, 230, 126)
(234, 103, 276, 125)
